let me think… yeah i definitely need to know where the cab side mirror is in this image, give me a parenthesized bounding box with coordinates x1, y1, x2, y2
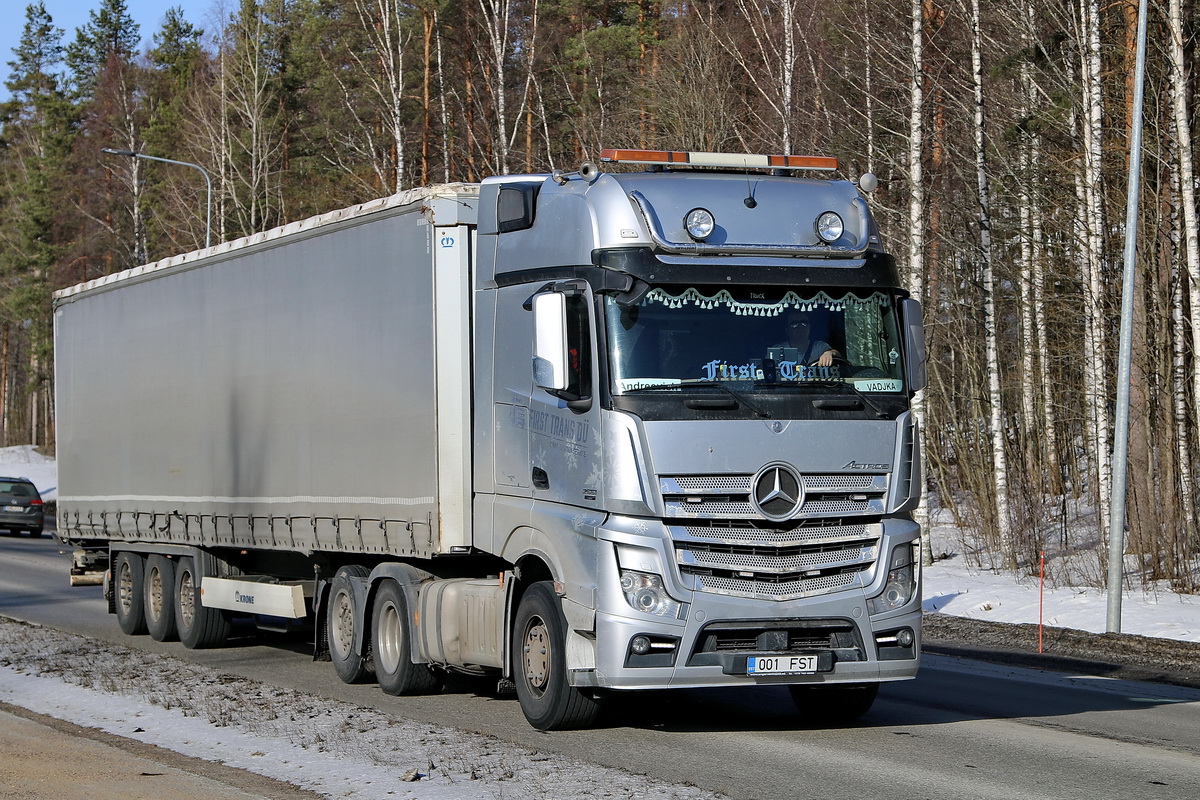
(900, 297, 927, 393)
(532, 291, 569, 391)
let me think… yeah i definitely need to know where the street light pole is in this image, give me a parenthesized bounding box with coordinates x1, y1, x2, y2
(1107, 0, 1150, 633)
(101, 148, 212, 249)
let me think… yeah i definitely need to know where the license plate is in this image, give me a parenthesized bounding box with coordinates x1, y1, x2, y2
(747, 655, 818, 675)
(2, 505, 23, 512)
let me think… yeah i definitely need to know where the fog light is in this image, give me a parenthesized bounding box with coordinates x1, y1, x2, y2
(897, 628, 915, 648)
(630, 635, 652, 655)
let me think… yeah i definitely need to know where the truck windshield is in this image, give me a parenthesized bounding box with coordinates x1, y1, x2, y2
(605, 287, 905, 395)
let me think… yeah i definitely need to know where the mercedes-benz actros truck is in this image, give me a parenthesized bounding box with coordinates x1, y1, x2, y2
(55, 149, 926, 730)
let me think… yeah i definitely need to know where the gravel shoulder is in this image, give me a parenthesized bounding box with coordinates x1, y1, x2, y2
(923, 611, 1200, 689)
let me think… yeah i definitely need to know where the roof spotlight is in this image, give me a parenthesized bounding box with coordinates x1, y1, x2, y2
(684, 208, 715, 241)
(815, 211, 844, 243)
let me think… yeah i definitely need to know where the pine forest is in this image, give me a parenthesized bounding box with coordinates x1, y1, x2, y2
(3, 0, 1200, 591)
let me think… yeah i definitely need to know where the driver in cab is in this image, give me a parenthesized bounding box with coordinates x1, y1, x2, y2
(770, 310, 840, 367)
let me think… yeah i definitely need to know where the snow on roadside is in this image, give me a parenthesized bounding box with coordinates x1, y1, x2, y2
(0, 617, 724, 800)
(0, 445, 57, 501)
(922, 509, 1200, 642)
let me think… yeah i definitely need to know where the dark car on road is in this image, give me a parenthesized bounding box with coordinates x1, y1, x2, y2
(0, 477, 44, 537)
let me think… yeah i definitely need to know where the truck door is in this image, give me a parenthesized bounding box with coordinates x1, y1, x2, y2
(527, 281, 603, 509)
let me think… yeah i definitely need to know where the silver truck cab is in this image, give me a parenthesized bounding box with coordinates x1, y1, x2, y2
(474, 150, 925, 727)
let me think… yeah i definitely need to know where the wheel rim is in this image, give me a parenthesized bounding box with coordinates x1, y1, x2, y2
(332, 589, 354, 657)
(178, 571, 195, 629)
(147, 568, 164, 619)
(117, 561, 133, 613)
(522, 615, 551, 697)
(377, 600, 402, 673)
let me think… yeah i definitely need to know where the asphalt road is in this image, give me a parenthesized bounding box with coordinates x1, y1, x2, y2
(4, 529, 1200, 800)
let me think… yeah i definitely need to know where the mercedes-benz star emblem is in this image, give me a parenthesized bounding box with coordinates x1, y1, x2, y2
(751, 463, 804, 521)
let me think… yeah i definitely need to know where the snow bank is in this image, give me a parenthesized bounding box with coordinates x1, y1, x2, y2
(0, 445, 57, 501)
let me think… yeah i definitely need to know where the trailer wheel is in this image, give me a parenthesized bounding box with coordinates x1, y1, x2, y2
(372, 580, 443, 695)
(113, 552, 147, 636)
(174, 556, 232, 649)
(512, 581, 600, 730)
(328, 566, 372, 684)
(144, 554, 178, 641)
(788, 682, 879, 724)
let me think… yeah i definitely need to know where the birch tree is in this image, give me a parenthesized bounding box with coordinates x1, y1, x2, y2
(1076, 0, 1111, 537)
(908, 0, 931, 565)
(965, 0, 1013, 566)
(697, 0, 802, 153)
(1167, 0, 1200, 546)
(475, 0, 539, 173)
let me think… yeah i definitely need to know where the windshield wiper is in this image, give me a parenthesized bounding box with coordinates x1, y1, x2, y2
(624, 380, 773, 419)
(799, 379, 891, 419)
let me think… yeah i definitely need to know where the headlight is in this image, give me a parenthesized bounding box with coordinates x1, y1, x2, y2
(815, 211, 844, 243)
(620, 570, 684, 618)
(867, 542, 918, 615)
(684, 208, 715, 241)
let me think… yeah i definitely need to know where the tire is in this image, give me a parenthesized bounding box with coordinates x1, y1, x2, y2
(512, 581, 600, 730)
(144, 554, 178, 641)
(372, 580, 443, 696)
(328, 566, 372, 684)
(30, 529, 43, 538)
(113, 552, 147, 636)
(788, 682, 879, 724)
(174, 555, 232, 649)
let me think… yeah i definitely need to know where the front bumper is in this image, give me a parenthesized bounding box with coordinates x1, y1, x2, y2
(575, 517, 921, 690)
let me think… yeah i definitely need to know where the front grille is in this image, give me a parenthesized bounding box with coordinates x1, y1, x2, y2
(660, 472, 888, 521)
(671, 519, 882, 601)
(660, 472, 888, 600)
(679, 542, 877, 573)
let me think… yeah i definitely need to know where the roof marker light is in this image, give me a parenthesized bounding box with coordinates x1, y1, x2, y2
(599, 149, 838, 171)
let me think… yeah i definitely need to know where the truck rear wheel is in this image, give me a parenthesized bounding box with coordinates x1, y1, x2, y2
(113, 552, 147, 635)
(512, 581, 600, 730)
(174, 556, 232, 649)
(144, 554, 178, 641)
(788, 682, 879, 724)
(372, 580, 443, 695)
(328, 566, 372, 684)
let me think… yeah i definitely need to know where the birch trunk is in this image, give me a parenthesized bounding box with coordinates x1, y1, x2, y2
(1167, 0, 1199, 546)
(1030, 147, 1060, 495)
(1168, 0, 1200, 511)
(968, 0, 1014, 566)
(435, 10, 450, 183)
(1018, 73, 1038, 482)
(1078, 0, 1111, 536)
(909, 0, 930, 565)
(862, 0, 875, 173)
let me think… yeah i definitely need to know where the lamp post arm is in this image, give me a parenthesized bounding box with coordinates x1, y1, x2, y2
(100, 149, 213, 249)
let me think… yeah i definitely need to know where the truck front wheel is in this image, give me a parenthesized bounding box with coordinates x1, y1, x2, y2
(372, 580, 443, 695)
(789, 682, 879, 724)
(113, 552, 147, 636)
(144, 555, 178, 641)
(328, 566, 372, 683)
(174, 556, 232, 649)
(512, 582, 600, 730)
